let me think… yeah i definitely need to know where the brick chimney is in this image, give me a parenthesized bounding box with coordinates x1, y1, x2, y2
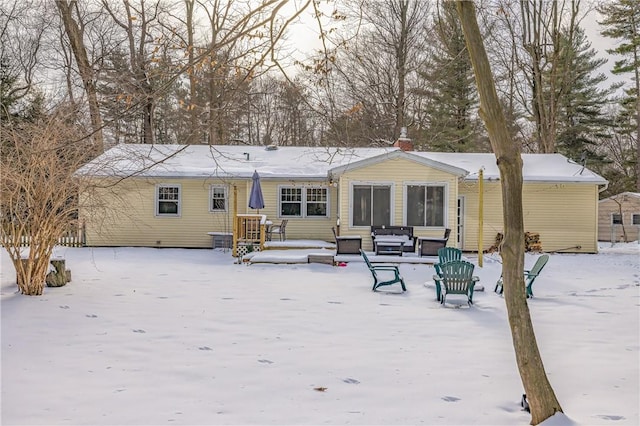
(393, 127, 413, 151)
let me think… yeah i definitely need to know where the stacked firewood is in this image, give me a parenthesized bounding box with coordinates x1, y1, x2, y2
(486, 232, 542, 253)
(524, 232, 542, 252)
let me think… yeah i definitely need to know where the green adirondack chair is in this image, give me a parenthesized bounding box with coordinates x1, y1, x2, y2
(494, 254, 549, 298)
(432, 247, 463, 301)
(433, 260, 478, 306)
(360, 249, 407, 292)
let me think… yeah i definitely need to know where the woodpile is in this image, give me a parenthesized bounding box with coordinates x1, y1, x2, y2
(485, 232, 543, 253)
(525, 232, 543, 252)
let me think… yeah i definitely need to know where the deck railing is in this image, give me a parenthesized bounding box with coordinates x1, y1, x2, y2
(233, 214, 267, 257)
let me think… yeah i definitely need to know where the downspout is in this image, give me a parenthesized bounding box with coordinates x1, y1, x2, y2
(597, 182, 609, 252)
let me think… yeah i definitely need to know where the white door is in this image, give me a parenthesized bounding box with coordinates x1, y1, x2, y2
(457, 196, 465, 248)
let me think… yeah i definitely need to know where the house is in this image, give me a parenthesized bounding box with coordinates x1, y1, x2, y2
(598, 192, 640, 242)
(76, 138, 608, 254)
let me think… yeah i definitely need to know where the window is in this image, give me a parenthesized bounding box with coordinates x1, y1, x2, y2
(406, 184, 445, 227)
(280, 187, 302, 216)
(352, 184, 391, 226)
(632, 214, 640, 225)
(306, 188, 327, 217)
(156, 184, 180, 216)
(612, 214, 622, 225)
(279, 186, 329, 218)
(210, 185, 227, 212)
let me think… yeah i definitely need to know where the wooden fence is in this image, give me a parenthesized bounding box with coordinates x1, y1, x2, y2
(1, 222, 86, 248)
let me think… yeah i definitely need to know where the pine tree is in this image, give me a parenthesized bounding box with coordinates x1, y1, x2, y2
(555, 26, 617, 166)
(598, 0, 640, 191)
(418, 0, 480, 152)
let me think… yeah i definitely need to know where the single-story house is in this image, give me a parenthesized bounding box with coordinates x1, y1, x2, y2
(598, 192, 640, 242)
(76, 137, 608, 253)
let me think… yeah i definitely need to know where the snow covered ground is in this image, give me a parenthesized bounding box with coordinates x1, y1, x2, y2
(1, 242, 638, 425)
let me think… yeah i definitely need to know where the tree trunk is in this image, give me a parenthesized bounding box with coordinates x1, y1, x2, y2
(456, 2, 563, 424)
(395, 0, 408, 138)
(185, 0, 200, 144)
(46, 259, 69, 287)
(16, 256, 49, 296)
(56, 0, 104, 154)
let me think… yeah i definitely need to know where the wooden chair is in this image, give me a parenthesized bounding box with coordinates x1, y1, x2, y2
(268, 219, 288, 241)
(494, 254, 549, 298)
(360, 249, 406, 292)
(433, 260, 478, 306)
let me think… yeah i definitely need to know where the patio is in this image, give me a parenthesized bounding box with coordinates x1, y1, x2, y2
(240, 239, 440, 265)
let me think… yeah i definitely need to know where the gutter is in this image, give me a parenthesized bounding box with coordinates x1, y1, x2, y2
(598, 182, 609, 193)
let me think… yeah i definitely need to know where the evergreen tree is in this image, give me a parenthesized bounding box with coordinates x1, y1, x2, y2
(598, 0, 640, 190)
(555, 26, 617, 166)
(0, 57, 19, 121)
(417, 0, 480, 152)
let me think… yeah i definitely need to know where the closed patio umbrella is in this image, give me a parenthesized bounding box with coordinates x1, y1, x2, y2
(248, 170, 265, 212)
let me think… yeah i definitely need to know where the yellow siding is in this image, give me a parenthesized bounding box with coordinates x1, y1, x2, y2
(460, 182, 600, 253)
(337, 157, 459, 251)
(81, 178, 237, 248)
(248, 179, 336, 242)
(79, 159, 603, 253)
(80, 177, 336, 247)
(598, 196, 640, 242)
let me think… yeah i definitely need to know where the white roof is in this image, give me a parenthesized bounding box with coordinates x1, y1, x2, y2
(76, 144, 608, 184)
(416, 152, 607, 183)
(599, 192, 640, 202)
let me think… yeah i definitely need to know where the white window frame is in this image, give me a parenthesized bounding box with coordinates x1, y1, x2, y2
(305, 187, 329, 217)
(277, 185, 330, 218)
(403, 182, 448, 228)
(209, 185, 228, 212)
(611, 213, 622, 225)
(349, 181, 395, 228)
(155, 184, 181, 217)
(632, 213, 640, 226)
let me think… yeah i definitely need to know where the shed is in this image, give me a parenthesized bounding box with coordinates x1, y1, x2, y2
(598, 192, 640, 242)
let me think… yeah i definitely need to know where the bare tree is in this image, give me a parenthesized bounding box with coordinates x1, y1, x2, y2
(456, 2, 563, 424)
(0, 107, 94, 295)
(0, 0, 48, 117)
(100, 0, 167, 144)
(521, 0, 582, 153)
(56, 0, 105, 153)
(305, 0, 432, 146)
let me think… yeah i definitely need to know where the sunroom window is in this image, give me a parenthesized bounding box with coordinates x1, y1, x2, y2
(352, 184, 391, 226)
(406, 184, 445, 227)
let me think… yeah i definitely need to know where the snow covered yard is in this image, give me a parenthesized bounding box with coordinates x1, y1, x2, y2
(1, 243, 638, 425)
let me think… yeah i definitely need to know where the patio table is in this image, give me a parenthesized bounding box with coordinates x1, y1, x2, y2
(374, 235, 408, 256)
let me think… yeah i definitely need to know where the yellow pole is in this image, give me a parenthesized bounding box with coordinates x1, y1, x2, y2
(232, 185, 238, 257)
(478, 168, 483, 267)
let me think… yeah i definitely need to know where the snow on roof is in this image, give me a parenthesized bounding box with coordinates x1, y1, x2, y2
(76, 144, 608, 184)
(599, 192, 640, 202)
(417, 152, 607, 183)
(76, 144, 395, 179)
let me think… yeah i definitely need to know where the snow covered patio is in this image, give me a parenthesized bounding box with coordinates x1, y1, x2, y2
(243, 239, 440, 265)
